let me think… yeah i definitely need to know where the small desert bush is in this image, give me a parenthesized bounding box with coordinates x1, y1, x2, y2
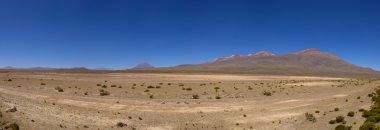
(329, 120, 336, 124)
(102, 85, 107, 88)
(214, 87, 220, 92)
(336, 116, 344, 123)
(111, 84, 117, 87)
(9, 123, 19, 130)
(116, 122, 127, 127)
(147, 86, 154, 89)
(55, 87, 64, 92)
(263, 91, 272, 96)
(99, 89, 110, 96)
(41, 83, 46, 85)
(215, 95, 221, 99)
(192, 94, 199, 99)
(360, 122, 377, 130)
(97, 84, 101, 86)
(305, 112, 316, 122)
(334, 108, 340, 111)
(335, 125, 351, 130)
(347, 111, 355, 117)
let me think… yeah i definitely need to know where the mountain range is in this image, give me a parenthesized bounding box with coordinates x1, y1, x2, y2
(130, 48, 380, 77)
(2, 48, 379, 77)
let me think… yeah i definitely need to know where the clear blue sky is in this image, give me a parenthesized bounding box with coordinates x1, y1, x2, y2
(0, 0, 379, 70)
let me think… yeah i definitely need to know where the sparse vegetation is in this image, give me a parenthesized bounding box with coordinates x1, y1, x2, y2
(359, 87, 380, 129)
(9, 123, 19, 130)
(347, 111, 355, 117)
(263, 91, 272, 96)
(55, 87, 64, 92)
(192, 94, 199, 99)
(335, 124, 351, 130)
(116, 122, 127, 127)
(99, 89, 110, 96)
(214, 87, 220, 92)
(335, 116, 344, 123)
(305, 112, 316, 122)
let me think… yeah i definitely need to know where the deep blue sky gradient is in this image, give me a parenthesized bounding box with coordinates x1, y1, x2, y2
(0, 0, 379, 70)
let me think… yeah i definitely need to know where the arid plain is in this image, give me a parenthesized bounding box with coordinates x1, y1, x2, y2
(0, 72, 379, 130)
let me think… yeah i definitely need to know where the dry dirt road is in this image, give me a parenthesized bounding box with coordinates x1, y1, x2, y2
(0, 73, 378, 130)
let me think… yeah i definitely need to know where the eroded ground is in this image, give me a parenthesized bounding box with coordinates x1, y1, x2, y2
(0, 72, 379, 130)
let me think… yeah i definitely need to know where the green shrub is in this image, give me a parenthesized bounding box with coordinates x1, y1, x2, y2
(9, 123, 19, 130)
(362, 110, 372, 117)
(336, 116, 344, 123)
(335, 125, 351, 130)
(347, 111, 355, 117)
(329, 120, 336, 124)
(359, 122, 377, 130)
(367, 116, 378, 123)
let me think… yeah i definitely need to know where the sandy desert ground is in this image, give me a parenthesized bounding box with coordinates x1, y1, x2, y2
(0, 72, 379, 130)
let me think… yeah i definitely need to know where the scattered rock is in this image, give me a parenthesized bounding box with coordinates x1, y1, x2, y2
(6, 106, 17, 112)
